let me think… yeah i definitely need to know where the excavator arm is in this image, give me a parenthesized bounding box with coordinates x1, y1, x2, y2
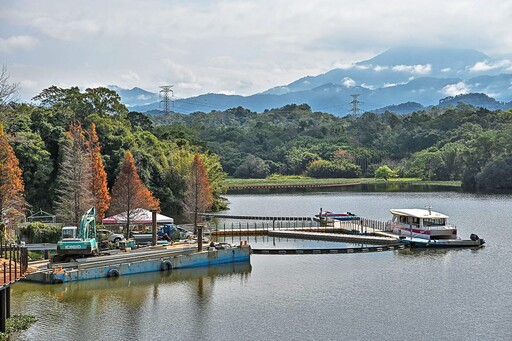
(78, 207, 96, 240)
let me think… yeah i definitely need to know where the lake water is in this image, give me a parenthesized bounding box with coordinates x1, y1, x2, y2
(11, 190, 512, 340)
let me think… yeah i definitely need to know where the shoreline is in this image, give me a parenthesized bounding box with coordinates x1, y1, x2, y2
(225, 178, 462, 191)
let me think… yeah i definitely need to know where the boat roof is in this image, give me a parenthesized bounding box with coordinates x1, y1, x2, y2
(390, 209, 448, 219)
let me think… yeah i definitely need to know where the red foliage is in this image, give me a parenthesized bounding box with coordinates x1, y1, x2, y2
(89, 123, 110, 220)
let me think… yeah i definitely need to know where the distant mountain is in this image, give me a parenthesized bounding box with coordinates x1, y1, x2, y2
(371, 93, 512, 115)
(107, 85, 159, 108)
(371, 102, 427, 115)
(111, 46, 512, 116)
(437, 93, 512, 110)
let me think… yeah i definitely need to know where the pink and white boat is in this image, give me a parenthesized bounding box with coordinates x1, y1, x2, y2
(389, 208, 457, 240)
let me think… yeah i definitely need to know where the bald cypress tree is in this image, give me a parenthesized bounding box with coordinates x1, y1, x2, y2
(184, 154, 213, 236)
(55, 122, 94, 226)
(89, 123, 110, 220)
(109, 150, 160, 238)
(0, 123, 25, 235)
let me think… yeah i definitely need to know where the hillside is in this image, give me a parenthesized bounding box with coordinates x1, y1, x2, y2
(150, 102, 512, 190)
(115, 46, 512, 116)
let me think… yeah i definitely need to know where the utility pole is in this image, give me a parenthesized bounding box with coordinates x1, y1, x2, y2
(350, 94, 363, 115)
(159, 85, 174, 114)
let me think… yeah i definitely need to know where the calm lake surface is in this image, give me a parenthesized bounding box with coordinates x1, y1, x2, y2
(11, 190, 512, 340)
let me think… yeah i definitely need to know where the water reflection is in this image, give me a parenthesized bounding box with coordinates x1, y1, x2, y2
(396, 247, 484, 258)
(16, 262, 252, 299)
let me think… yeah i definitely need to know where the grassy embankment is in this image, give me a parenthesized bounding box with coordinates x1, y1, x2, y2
(225, 175, 461, 188)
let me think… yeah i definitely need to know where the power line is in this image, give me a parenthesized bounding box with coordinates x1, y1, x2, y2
(159, 85, 174, 114)
(350, 94, 363, 115)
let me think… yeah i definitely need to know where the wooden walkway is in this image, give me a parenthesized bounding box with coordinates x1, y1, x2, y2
(267, 230, 399, 245)
(212, 226, 348, 236)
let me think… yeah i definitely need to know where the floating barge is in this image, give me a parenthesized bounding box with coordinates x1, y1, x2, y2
(397, 236, 485, 248)
(25, 243, 251, 284)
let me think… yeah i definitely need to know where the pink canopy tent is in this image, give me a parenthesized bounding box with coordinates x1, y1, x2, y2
(101, 208, 174, 225)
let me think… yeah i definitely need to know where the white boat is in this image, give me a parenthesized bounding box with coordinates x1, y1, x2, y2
(315, 210, 360, 221)
(389, 208, 457, 240)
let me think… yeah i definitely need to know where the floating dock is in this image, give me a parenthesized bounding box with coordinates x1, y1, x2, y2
(253, 244, 405, 255)
(267, 230, 399, 245)
(24, 243, 251, 284)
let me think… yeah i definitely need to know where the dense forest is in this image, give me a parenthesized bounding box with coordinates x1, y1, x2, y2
(2, 82, 512, 221)
(0, 85, 226, 218)
(153, 103, 512, 190)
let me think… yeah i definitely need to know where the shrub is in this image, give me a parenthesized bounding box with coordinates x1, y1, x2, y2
(19, 222, 62, 243)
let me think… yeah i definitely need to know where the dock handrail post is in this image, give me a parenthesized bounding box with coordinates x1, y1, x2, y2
(0, 287, 5, 332)
(151, 208, 158, 246)
(197, 224, 203, 252)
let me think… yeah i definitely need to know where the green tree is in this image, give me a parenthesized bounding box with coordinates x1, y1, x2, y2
(475, 157, 512, 190)
(10, 131, 53, 210)
(234, 154, 270, 178)
(375, 165, 396, 181)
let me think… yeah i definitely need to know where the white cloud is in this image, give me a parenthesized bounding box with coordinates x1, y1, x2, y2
(373, 65, 389, 72)
(136, 94, 152, 101)
(0, 35, 38, 53)
(441, 67, 451, 73)
(392, 64, 432, 74)
(120, 71, 140, 84)
(469, 59, 512, 72)
(442, 82, 469, 96)
(333, 63, 371, 70)
(342, 77, 356, 88)
(334, 63, 355, 70)
(361, 83, 376, 90)
(3, 0, 512, 100)
(31, 17, 101, 41)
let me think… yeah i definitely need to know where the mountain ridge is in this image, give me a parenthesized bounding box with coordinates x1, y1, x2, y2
(113, 46, 512, 115)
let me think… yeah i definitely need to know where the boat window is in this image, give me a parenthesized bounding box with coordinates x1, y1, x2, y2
(423, 218, 446, 226)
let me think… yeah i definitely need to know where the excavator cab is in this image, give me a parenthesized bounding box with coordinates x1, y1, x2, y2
(61, 226, 78, 240)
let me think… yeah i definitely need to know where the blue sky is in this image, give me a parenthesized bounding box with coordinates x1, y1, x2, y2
(1, 0, 512, 101)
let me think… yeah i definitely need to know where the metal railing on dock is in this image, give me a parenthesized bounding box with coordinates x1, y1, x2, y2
(0, 243, 29, 287)
(211, 220, 332, 236)
(0, 243, 29, 332)
(201, 214, 313, 221)
(209, 217, 393, 237)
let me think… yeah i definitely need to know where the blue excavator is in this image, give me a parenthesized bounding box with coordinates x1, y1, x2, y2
(54, 207, 99, 262)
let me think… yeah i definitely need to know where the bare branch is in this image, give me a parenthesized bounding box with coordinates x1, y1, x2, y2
(0, 65, 20, 106)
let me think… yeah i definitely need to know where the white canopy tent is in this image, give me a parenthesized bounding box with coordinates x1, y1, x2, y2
(102, 208, 174, 225)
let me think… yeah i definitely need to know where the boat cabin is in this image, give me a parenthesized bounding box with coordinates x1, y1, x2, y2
(389, 208, 456, 240)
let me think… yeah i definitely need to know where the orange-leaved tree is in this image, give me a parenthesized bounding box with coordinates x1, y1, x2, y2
(89, 123, 110, 220)
(109, 150, 159, 238)
(184, 154, 213, 236)
(0, 123, 25, 235)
